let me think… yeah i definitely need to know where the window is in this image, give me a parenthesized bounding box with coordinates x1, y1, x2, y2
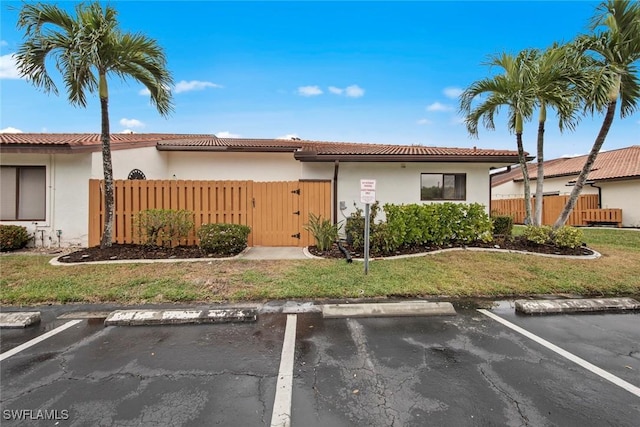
(420, 173, 466, 201)
(1, 166, 46, 221)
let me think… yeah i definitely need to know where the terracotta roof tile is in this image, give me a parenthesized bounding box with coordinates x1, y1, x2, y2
(491, 145, 640, 186)
(1, 133, 522, 161)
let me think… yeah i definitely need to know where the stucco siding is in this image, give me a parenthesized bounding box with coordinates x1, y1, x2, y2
(492, 176, 599, 199)
(91, 146, 169, 179)
(165, 152, 302, 181)
(1, 152, 91, 247)
(600, 180, 640, 227)
(337, 162, 492, 221)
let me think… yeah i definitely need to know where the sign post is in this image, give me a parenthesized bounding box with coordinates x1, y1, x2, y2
(360, 179, 376, 275)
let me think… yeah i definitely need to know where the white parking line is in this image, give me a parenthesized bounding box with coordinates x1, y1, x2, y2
(0, 320, 83, 362)
(270, 314, 297, 427)
(478, 309, 640, 398)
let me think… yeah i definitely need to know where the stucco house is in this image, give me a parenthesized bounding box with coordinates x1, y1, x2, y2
(491, 145, 640, 228)
(1, 133, 522, 247)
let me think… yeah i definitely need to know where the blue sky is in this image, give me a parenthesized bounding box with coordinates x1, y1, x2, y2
(1, 1, 638, 160)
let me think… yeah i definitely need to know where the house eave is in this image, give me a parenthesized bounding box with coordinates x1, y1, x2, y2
(294, 153, 528, 163)
(156, 145, 296, 153)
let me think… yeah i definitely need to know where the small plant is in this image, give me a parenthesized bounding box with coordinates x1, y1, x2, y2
(492, 215, 514, 237)
(304, 213, 341, 251)
(197, 223, 251, 255)
(551, 226, 584, 249)
(134, 209, 194, 247)
(0, 225, 32, 251)
(522, 225, 553, 245)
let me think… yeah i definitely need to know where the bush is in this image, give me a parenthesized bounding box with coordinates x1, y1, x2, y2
(0, 225, 32, 251)
(304, 213, 341, 251)
(492, 215, 514, 236)
(522, 225, 553, 245)
(551, 226, 584, 249)
(345, 202, 380, 251)
(197, 223, 251, 255)
(134, 209, 194, 247)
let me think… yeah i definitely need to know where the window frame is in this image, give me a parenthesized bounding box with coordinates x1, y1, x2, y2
(0, 165, 47, 221)
(420, 173, 467, 201)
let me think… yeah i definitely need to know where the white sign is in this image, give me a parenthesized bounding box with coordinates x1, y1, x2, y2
(361, 190, 376, 204)
(360, 179, 376, 191)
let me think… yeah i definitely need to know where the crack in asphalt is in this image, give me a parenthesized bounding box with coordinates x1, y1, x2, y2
(479, 365, 531, 427)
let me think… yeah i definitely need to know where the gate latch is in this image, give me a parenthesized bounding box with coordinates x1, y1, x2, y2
(291, 233, 301, 239)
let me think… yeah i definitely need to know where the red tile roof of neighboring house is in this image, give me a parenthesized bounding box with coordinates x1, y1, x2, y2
(1, 133, 523, 162)
(491, 145, 640, 186)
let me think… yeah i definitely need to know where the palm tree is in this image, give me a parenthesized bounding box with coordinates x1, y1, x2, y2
(529, 44, 582, 226)
(460, 51, 537, 224)
(15, 2, 174, 247)
(554, 0, 640, 229)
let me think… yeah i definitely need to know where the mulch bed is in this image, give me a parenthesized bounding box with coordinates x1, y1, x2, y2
(55, 236, 594, 263)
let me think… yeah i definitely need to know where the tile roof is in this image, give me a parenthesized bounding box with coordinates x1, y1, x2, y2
(0, 133, 210, 152)
(491, 145, 640, 186)
(1, 133, 523, 162)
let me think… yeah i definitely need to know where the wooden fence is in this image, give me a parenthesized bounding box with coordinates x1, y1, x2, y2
(88, 179, 331, 247)
(491, 194, 607, 226)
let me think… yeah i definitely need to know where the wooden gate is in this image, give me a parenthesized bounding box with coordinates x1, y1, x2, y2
(251, 180, 331, 247)
(88, 179, 331, 247)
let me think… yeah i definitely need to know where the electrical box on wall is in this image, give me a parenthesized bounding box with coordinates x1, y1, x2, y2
(339, 201, 346, 210)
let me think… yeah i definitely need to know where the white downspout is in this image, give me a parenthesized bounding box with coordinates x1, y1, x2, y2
(49, 154, 56, 246)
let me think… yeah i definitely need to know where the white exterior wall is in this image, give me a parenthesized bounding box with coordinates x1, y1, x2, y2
(91, 146, 169, 179)
(492, 176, 599, 199)
(1, 152, 91, 247)
(336, 162, 492, 221)
(165, 152, 303, 181)
(600, 180, 640, 227)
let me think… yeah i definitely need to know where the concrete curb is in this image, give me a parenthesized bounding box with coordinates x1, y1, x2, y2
(348, 246, 602, 261)
(515, 297, 640, 315)
(49, 248, 249, 266)
(322, 301, 456, 318)
(104, 308, 258, 326)
(0, 311, 41, 328)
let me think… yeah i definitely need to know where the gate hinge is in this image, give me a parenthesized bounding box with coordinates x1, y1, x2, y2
(293, 210, 300, 216)
(291, 233, 301, 239)
(291, 189, 300, 195)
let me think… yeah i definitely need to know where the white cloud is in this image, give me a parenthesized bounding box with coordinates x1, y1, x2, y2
(443, 87, 463, 99)
(0, 126, 23, 133)
(0, 54, 21, 79)
(426, 102, 454, 112)
(120, 129, 135, 134)
(345, 84, 365, 98)
(216, 131, 241, 138)
(277, 133, 300, 140)
(173, 80, 222, 94)
(328, 86, 343, 95)
(139, 88, 151, 96)
(297, 85, 323, 96)
(119, 118, 144, 128)
(416, 118, 432, 125)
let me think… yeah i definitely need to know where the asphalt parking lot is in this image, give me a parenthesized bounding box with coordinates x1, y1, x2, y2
(1, 302, 639, 426)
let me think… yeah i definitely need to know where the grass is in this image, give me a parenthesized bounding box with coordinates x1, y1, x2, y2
(1, 228, 639, 305)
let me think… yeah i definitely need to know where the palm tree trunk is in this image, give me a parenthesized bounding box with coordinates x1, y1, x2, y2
(516, 132, 532, 224)
(553, 99, 617, 229)
(99, 74, 114, 248)
(534, 121, 545, 226)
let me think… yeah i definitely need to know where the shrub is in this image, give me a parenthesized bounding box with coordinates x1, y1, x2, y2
(345, 202, 380, 251)
(492, 215, 514, 236)
(0, 225, 32, 251)
(522, 225, 553, 245)
(551, 226, 584, 249)
(134, 209, 194, 247)
(197, 223, 251, 255)
(304, 213, 341, 251)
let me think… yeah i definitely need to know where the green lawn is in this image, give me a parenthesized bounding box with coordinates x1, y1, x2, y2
(1, 228, 639, 305)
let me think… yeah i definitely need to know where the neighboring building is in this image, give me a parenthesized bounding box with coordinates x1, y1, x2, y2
(1, 133, 522, 247)
(491, 146, 640, 227)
